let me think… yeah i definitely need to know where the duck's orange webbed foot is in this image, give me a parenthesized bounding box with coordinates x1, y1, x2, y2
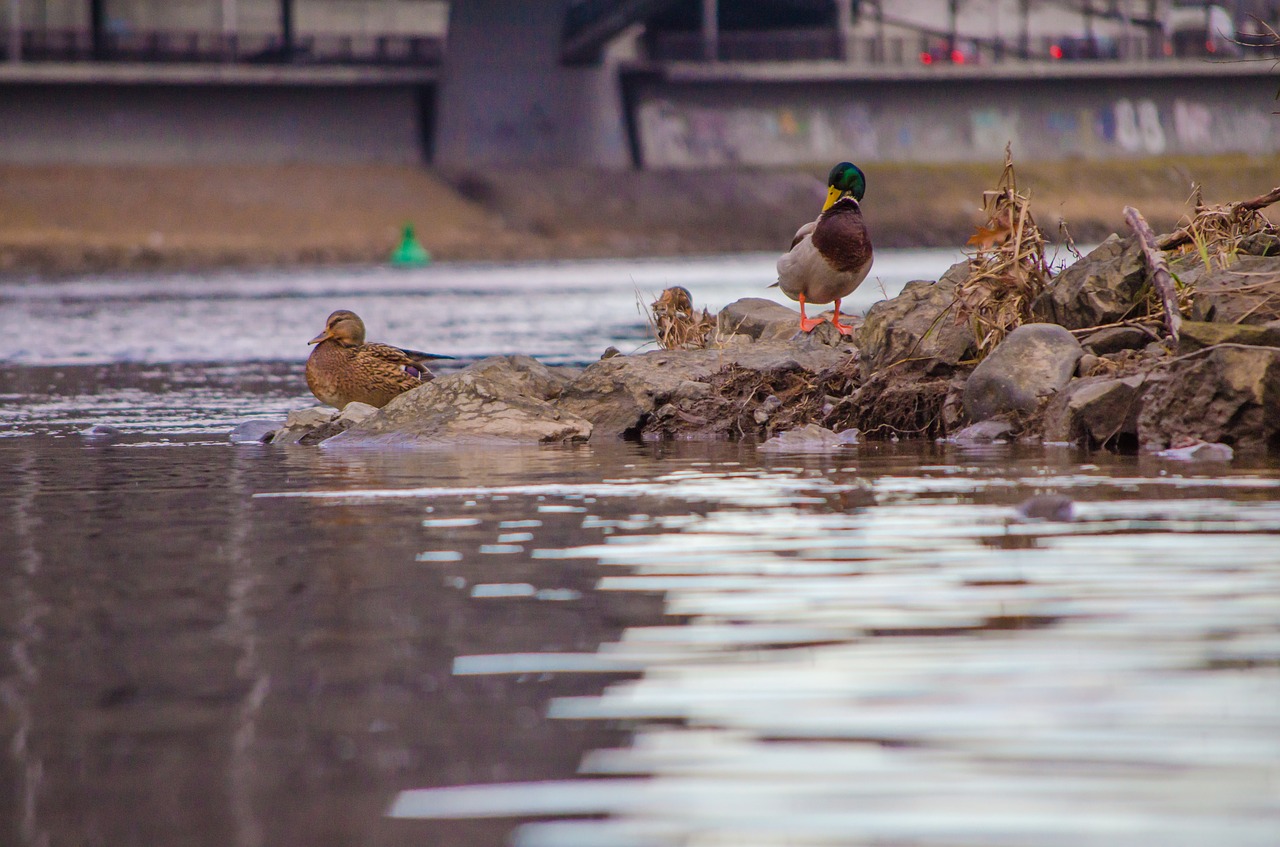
(830, 299, 855, 336)
(798, 295, 827, 333)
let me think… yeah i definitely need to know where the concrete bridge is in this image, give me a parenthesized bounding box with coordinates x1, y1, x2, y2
(0, 0, 1275, 167)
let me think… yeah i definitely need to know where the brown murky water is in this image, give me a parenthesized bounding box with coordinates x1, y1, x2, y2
(3, 433, 1278, 847)
(1, 257, 1277, 847)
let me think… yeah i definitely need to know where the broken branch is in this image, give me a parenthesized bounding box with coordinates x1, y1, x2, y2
(1124, 205, 1182, 342)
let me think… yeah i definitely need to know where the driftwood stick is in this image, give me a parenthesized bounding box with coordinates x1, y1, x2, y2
(1158, 184, 1280, 250)
(1124, 205, 1182, 342)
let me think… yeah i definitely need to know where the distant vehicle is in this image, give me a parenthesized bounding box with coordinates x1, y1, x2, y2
(1166, 5, 1243, 57)
(1049, 35, 1120, 60)
(919, 37, 980, 65)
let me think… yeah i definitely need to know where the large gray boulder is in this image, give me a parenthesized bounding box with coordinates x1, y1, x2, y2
(858, 261, 975, 378)
(559, 341, 851, 440)
(329, 357, 592, 445)
(1032, 235, 1147, 330)
(963, 323, 1083, 422)
(1137, 345, 1280, 452)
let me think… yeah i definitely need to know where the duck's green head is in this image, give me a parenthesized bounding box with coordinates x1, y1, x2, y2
(822, 162, 866, 211)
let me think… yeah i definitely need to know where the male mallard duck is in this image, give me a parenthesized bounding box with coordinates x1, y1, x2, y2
(774, 162, 873, 335)
(305, 309, 452, 409)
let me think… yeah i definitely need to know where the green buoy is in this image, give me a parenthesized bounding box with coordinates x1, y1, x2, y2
(391, 224, 431, 267)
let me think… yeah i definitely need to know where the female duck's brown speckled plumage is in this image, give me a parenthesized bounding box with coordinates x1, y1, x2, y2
(775, 162, 874, 335)
(305, 309, 450, 409)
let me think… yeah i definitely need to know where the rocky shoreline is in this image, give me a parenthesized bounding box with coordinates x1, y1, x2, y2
(241, 222, 1280, 458)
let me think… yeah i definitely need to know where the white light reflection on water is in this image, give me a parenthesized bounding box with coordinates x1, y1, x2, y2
(0, 250, 964, 366)
(386, 465, 1280, 847)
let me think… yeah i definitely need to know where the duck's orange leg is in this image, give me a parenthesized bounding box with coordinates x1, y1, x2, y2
(830, 298, 855, 336)
(798, 294, 826, 333)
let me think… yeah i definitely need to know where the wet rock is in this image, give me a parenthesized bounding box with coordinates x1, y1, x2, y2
(1138, 345, 1280, 452)
(1155, 439, 1235, 462)
(80, 424, 123, 437)
(948, 417, 1017, 445)
(1080, 325, 1152, 355)
(269, 406, 340, 444)
(963, 323, 1082, 422)
(758, 424, 859, 452)
(1032, 235, 1147, 330)
(559, 341, 849, 441)
(330, 370, 592, 445)
(287, 406, 338, 429)
(717, 298, 799, 340)
(1188, 257, 1280, 325)
(858, 261, 975, 377)
(1042, 375, 1147, 448)
(229, 419, 282, 444)
(1177, 320, 1280, 354)
(1015, 494, 1075, 522)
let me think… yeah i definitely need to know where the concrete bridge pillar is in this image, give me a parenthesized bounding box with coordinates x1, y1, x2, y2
(433, 0, 631, 169)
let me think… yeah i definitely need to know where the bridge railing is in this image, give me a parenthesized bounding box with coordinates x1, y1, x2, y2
(642, 28, 1275, 64)
(0, 28, 445, 66)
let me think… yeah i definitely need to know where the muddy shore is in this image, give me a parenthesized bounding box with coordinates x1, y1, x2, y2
(1, 155, 1274, 276)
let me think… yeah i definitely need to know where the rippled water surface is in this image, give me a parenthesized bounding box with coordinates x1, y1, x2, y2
(1, 254, 1277, 847)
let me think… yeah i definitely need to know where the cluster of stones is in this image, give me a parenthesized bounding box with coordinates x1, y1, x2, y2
(240, 231, 1280, 457)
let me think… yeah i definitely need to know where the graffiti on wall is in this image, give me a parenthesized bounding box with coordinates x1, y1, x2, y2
(637, 93, 1278, 167)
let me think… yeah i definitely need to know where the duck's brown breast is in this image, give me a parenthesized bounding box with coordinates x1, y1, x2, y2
(812, 202, 873, 274)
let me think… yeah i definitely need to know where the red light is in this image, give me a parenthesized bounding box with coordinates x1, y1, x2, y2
(1049, 44, 1063, 59)
(920, 52, 933, 64)
(951, 50, 965, 63)
(1205, 40, 1216, 53)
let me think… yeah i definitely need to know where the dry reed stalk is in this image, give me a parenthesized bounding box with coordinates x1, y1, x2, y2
(647, 286, 716, 350)
(954, 145, 1053, 359)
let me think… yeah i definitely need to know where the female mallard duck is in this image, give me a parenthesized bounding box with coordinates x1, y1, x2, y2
(305, 309, 452, 409)
(774, 162, 873, 335)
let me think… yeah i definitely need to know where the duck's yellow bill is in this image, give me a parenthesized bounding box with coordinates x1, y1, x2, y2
(308, 331, 330, 345)
(821, 185, 843, 212)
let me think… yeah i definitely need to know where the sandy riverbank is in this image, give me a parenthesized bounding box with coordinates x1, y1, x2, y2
(0, 155, 1274, 276)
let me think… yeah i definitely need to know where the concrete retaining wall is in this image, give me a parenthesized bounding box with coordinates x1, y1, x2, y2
(632, 72, 1280, 167)
(0, 81, 428, 164)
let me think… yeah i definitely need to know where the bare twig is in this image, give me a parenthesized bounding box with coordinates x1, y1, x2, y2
(1124, 205, 1182, 341)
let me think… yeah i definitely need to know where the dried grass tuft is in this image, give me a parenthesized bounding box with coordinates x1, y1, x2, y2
(1160, 183, 1278, 272)
(954, 145, 1054, 359)
(646, 286, 717, 350)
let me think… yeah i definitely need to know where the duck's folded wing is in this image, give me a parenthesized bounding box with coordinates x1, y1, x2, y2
(364, 343, 431, 369)
(396, 346, 456, 362)
(789, 219, 818, 251)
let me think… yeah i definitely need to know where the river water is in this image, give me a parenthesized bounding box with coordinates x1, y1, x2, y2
(1, 252, 1277, 847)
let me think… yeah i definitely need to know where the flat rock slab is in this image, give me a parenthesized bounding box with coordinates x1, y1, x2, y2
(329, 358, 592, 446)
(963, 323, 1083, 422)
(559, 340, 853, 440)
(758, 424, 859, 452)
(1178, 320, 1280, 353)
